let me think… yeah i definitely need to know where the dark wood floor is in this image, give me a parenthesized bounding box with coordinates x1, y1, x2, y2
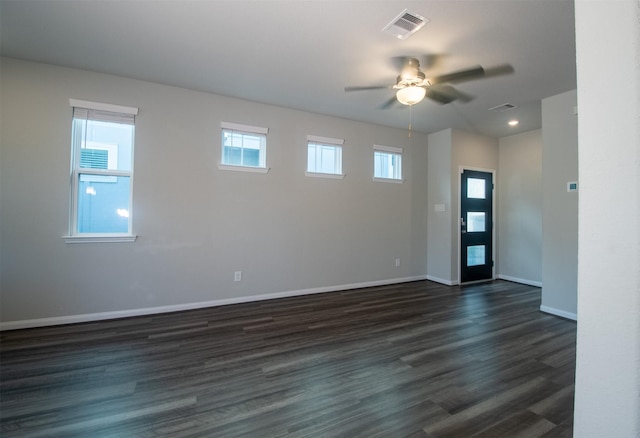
(0, 280, 576, 437)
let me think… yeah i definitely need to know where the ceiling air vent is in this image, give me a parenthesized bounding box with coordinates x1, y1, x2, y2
(488, 103, 518, 112)
(382, 9, 429, 40)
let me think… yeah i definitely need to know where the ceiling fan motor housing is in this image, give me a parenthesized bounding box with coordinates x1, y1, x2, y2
(400, 57, 423, 82)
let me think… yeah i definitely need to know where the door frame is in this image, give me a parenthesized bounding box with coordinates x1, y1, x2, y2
(457, 166, 497, 284)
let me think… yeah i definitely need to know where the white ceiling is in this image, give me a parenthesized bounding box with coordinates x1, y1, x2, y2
(0, 0, 577, 138)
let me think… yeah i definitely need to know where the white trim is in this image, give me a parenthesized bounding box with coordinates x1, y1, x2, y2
(63, 235, 137, 244)
(218, 164, 270, 173)
(540, 305, 577, 321)
(77, 168, 130, 178)
(307, 135, 344, 145)
(305, 171, 345, 179)
(69, 98, 138, 115)
(0, 275, 428, 331)
(426, 275, 459, 286)
(373, 144, 403, 153)
(373, 177, 404, 184)
(221, 121, 268, 135)
(497, 274, 542, 288)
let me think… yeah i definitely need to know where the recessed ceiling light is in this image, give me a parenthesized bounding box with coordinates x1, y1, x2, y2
(508, 120, 519, 126)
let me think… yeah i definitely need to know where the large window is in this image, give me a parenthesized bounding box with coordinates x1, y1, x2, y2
(66, 99, 137, 242)
(373, 144, 403, 182)
(306, 135, 344, 178)
(220, 122, 268, 171)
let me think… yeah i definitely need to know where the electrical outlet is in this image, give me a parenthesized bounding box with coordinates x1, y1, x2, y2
(234, 271, 242, 282)
(395, 258, 401, 267)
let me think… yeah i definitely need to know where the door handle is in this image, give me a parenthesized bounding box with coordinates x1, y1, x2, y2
(460, 217, 467, 233)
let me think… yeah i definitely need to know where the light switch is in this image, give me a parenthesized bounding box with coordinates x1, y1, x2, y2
(434, 204, 445, 212)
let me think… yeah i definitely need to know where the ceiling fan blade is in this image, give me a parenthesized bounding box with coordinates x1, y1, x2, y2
(427, 88, 456, 105)
(430, 84, 476, 103)
(483, 63, 515, 78)
(344, 85, 392, 92)
(430, 84, 475, 103)
(380, 96, 399, 109)
(430, 66, 485, 84)
(453, 90, 475, 103)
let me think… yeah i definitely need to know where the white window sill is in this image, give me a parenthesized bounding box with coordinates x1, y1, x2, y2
(373, 177, 404, 184)
(218, 164, 270, 173)
(305, 171, 345, 179)
(63, 235, 138, 244)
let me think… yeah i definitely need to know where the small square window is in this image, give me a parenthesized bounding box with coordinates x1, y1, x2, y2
(306, 135, 344, 177)
(220, 122, 268, 171)
(373, 145, 403, 181)
(308, 143, 342, 175)
(222, 129, 266, 168)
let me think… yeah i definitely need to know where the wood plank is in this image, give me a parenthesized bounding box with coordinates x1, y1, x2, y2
(0, 280, 576, 437)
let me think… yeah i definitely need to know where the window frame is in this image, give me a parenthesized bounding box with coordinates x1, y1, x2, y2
(219, 121, 269, 173)
(305, 134, 345, 179)
(373, 144, 404, 183)
(64, 99, 138, 243)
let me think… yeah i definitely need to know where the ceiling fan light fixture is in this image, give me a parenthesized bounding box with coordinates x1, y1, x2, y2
(396, 86, 426, 105)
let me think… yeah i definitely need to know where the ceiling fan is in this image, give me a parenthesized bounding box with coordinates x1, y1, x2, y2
(345, 57, 514, 108)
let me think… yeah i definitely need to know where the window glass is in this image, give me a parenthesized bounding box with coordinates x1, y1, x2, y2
(467, 178, 486, 199)
(374, 150, 402, 180)
(467, 245, 486, 266)
(78, 176, 130, 233)
(222, 129, 266, 168)
(467, 212, 486, 232)
(307, 142, 342, 175)
(73, 117, 133, 171)
(70, 106, 135, 236)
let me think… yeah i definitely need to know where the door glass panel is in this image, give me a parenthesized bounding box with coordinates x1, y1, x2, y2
(467, 212, 486, 232)
(467, 245, 485, 267)
(467, 178, 486, 199)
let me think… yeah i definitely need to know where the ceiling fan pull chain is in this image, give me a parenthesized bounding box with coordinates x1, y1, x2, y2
(408, 104, 413, 138)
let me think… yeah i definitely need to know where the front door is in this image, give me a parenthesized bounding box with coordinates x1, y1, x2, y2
(460, 169, 493, 283)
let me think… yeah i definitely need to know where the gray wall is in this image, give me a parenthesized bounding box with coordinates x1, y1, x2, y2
(426, 128, 498, 284)
(541, 90, 578, 318)
(426, 129, 453, 283)
(450, 130, 499, 282)
(573, 0, 640, 434)
(0, 58, 429, 327)
(0, 56, 582, 331)
(497, 130, 542, 286)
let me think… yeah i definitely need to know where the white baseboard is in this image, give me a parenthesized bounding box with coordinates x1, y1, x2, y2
(426, 275, 459, 286)
(497, 274, 542, 288)
(540, 305, 577, 321)
(0, 275, 428, 331)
